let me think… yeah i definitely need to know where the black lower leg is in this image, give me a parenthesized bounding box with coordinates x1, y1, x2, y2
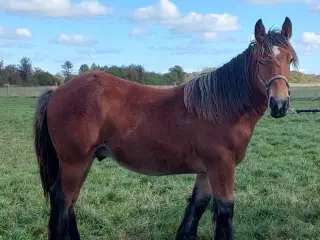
(176, 186, 211, 239)
(48, 172, 69, 240)
(69, 205, 80, 240)
(213, 198, 234, 240)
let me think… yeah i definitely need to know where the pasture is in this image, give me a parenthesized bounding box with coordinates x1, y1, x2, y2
(0, 88, 320, 240)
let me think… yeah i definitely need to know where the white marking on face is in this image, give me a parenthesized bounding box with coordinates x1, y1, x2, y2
(272, 46, 280, 56)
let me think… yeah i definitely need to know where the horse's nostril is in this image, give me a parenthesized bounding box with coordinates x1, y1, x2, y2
(269, 97, 277, 109)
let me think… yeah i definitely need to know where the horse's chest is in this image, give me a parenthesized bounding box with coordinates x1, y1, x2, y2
(230, 126, 254, 163)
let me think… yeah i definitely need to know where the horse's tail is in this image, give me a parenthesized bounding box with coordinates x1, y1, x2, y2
(34, 89, 58, 200)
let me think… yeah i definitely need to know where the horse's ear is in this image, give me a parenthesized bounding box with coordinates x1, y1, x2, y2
(281, 16, 292, 40)
(254, 19, 266, 44)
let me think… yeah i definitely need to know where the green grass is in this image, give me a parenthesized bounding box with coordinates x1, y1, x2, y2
(0, 97, 319, 240)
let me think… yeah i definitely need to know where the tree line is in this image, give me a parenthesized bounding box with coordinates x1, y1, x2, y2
(0, 57, 319, 87)
(0, 58, 186, 87)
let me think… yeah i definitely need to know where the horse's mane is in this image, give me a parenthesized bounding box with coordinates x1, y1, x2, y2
(182, 28, 298, 124)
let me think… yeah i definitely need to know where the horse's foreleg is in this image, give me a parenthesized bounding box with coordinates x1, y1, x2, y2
(176, 173, 212, 240)
(208, 161, 235, 240)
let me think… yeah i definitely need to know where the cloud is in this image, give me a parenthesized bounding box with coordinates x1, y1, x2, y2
(149, 45, 236, 55)
(16, 28, 32, 38)
(201, 32, 218, 42)
(75, 47, 121, 54)
(129, 0, 180, 21)
(191, 32, 218, 43)
(0, 0, 113, 18)
(298, 68, 308, 73)
(163, 12, 240, 34)
(302, 32, 320, 50)
(129, 0, 240, 42)
(129, 28, 149, 37)
(245, 0, 320, 13)
(245, 0, 303, 3)
(51, 34, 97, 46)
(245, 0, 320, 3)
(0, 25, 32, 40)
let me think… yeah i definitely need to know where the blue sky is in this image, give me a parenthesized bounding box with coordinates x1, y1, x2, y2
(0, 0, 319, 75)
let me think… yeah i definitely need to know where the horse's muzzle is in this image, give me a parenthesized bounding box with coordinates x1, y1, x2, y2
(269, 96, 290, 118)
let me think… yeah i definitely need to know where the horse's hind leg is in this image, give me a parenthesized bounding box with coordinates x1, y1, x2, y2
(49, 155, 93, 240)
(68, 204, 80, 240)
(176, 173, 212, 239)
(48, 170, 69, 240)
(67, 159, 94, 240)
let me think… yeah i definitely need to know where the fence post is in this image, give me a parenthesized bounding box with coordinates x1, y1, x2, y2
(6, 85, 9, 97)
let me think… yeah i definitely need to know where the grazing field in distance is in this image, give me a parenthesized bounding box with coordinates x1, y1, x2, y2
(0, 89, 319, 239)
(1, 84, 320, 98)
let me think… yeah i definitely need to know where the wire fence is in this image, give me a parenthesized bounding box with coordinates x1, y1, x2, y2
(0, 85, 174, 98)
(1, 85, 320, 100)
(0, 86, 56, 98)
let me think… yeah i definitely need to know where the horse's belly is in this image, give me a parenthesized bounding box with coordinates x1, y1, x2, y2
(108, 141, 205, 176)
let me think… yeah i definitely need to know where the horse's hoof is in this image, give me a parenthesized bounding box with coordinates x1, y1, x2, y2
(175, 233, 197, 240)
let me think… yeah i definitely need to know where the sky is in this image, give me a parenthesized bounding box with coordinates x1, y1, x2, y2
(0, 0, 319, 75)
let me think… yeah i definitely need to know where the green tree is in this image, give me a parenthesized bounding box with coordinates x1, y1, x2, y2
(201, 67, 216, 74)
(126, 68, 139, 82)
(90, 63, 101, 71)
(0, 60, 4, 87)
(100, 65, 108, 72)
(128, 64, 145, 84)
(168, 65, 185, 84)
(79, 64, 90, 75)
(33, 68, 56, 86)
(4, 65, 22, 85)
(18, 57, 33, 85)
(54, 74, 63, 86)
(107, 65, 126, 78)
(61, 61, 74, 82)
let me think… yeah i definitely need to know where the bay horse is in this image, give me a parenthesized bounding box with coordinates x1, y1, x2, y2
(34, 17, 298, 240)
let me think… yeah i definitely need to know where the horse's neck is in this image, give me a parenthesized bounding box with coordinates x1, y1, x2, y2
(246, 84, 269, 122)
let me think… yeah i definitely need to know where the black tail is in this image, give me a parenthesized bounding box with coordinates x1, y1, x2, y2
(34, 89, 58, 199)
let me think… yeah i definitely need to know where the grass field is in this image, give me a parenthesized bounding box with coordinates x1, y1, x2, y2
(0, 95, 320, 240)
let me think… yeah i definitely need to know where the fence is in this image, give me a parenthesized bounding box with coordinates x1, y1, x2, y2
(1, 85, 320, 100)
(0, 85, 174, 98)
(0, 86, 57, 97)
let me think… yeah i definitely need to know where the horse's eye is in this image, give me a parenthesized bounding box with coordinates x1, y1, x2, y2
(259, 59, 268, 65)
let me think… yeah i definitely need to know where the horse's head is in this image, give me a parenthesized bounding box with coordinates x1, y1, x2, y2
(253, 17, 298, 118)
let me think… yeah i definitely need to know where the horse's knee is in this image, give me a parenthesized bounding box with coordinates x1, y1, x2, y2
(213, 198, 234, 219)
